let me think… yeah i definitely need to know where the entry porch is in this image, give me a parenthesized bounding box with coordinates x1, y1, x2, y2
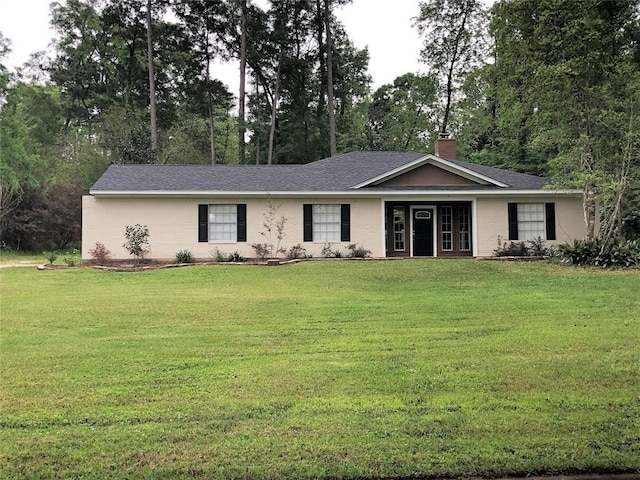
(384, 202, 474, 257)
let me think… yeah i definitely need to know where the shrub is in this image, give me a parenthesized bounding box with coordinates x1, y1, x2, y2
(44, 251, 58, 265)
(89, 242, 111, 265)
(62, 249, 80, 267)
(494, 238, 529, 257)
(251, 243, 271, 260)
(259, 200, 288, 258)
(286, 244, 307, 260)
(527, 236, 549, 257)
(228, 251, 246, 262)
(175, 249, 194, 263)
(346, 243, 371, 258)
(558, 239, 640, 268)
(123, 224, 150, 263)
(212, 248, 227, 262)
(212, 249, 246, 262)
(321, 243, 342, 258)
(494, 236, 549, 257)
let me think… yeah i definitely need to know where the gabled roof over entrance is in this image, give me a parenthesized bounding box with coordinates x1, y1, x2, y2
(90, 151, 552, 195)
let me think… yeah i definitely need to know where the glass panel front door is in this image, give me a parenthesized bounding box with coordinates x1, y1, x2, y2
(413, 209, 434, 256)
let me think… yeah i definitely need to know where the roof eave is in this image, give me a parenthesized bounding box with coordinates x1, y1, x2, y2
(89, 189, 582, 197)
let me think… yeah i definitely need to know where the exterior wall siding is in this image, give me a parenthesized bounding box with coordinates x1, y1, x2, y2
(475, 195, 585, 257)
(82, 196, 385, 260)
(83, 194, 585, 260)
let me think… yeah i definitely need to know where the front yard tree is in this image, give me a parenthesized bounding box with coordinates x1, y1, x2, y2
(414, 0, 489, 135)
(123, 224, 150, 263)
(366, 73, 438, 152)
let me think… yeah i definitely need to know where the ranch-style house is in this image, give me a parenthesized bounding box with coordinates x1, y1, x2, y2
(82, 137, 586, 260)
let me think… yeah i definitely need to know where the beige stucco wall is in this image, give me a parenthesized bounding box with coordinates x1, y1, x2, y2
(475, 194, 586, 257)
(82, 195, 385, 260)
(83, 193, 586, 260)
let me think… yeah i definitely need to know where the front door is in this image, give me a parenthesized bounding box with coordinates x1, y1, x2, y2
(413, 209, 434, 256)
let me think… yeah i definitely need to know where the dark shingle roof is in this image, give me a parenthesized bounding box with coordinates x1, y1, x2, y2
(90, 151, 549, 193)
(446, 158, 548, 190)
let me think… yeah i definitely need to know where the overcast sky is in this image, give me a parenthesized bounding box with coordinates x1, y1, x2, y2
(1, 0, 428, 95)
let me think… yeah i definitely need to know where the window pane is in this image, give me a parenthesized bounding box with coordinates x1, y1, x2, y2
(393, 207, 405, 251)
(441, 206, 452, 251)
(517, 203, 545, 241)
(313, 204, 340, 242)
(459, 206, 471, 251)
(209, 205, 237, 242)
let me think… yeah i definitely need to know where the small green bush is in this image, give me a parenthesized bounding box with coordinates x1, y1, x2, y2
(321, 243, 342, 258)
(494, 240, 528, 256)
(175, 250, 194, 264)
(228, 251, 246, 262)
(44, 251, 58, 265)
(63, 249, 80, 267)
(123, 224, 150, 263)
(213, 248, 227, 262)
(346, 243, 371, 258)
(212, 249, 245, 262)
(286, 244, 307, 260)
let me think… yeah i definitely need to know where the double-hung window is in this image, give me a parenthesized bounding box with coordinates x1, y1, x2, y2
(198, 204, 247, 242)
(312, 204, 341, 242)
(508, 202, 556, 241)
(303, 204, 350, 242)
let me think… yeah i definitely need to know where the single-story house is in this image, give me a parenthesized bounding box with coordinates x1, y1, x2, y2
(82, 138, 586, 260)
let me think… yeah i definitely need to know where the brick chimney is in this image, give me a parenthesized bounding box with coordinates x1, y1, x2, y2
(434, 132, 456, 160)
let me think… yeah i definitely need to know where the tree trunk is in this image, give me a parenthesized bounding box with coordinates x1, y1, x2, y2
(580, 142, 597, 240)
(206, 50, 216, 165)
(208, 95, 217, 165)
(323, 0, 337, 157)
(205, 29, 217, 165)
(146, 0, 158, 156)
(441, 8, 469, 135)
(268, 53, 282, 165)
(315, 0, 326, 120)
(255, 81, 261, 165)
(238, 0, 247, 164)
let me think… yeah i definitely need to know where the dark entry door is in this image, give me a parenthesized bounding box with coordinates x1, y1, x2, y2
(413, 209, 434, 256)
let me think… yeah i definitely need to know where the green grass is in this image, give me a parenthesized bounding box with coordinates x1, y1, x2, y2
(0, 250, 45, 264)
(1, 260, 638, 479)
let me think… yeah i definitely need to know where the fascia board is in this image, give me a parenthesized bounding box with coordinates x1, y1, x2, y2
(90, 189, 582, 198)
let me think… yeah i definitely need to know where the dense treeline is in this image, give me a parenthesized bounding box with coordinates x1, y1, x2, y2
(1, 0, 638, 251)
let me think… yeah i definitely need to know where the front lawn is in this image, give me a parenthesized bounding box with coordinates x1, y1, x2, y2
(1, 260, 638, 479)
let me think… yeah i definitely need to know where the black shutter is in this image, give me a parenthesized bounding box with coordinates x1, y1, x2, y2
(545, 203, 556, 240)
(303, 204, 313, 242)
(198, 204, 208, 242)
(508, 203, 518, 240)
(341, 204, 351, 242)
(237, 204, 247, 242)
